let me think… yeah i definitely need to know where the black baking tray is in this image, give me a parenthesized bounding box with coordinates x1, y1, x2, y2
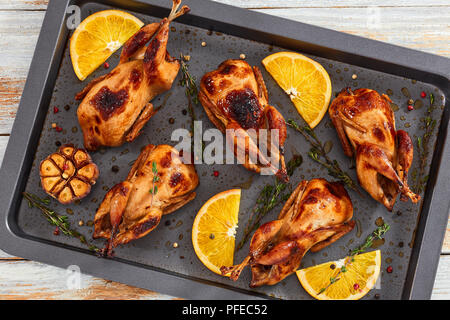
(0, 0, 449, 300)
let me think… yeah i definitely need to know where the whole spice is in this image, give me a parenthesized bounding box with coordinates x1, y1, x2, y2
(23, 192, 99, 252)
(386, 266, 393, 273)
(287, 119, 361, 195)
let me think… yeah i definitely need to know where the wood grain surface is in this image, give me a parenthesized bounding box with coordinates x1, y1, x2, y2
(0, 0, 448, 299)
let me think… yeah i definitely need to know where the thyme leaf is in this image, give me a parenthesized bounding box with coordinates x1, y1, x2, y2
(149, 161, 159, 196)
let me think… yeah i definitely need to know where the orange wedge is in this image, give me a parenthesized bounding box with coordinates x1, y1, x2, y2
(262, 51, 332, 128)
(192, 189, 241, 275)
(70, 10, 144, 81)
(296, 250, 381, 300)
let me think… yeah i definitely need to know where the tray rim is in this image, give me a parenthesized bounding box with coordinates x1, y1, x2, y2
(0, 0, 449, 300)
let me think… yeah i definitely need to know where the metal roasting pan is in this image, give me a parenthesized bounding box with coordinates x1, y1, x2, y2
(0, 0, 449, 300)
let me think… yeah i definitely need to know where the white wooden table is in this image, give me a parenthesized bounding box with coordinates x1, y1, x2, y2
(0, 0, 449, 299)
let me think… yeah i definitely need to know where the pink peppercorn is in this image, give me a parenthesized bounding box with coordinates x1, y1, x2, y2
(53, 227, 60, 236)
(213, 170, 219, 177)
(353, 283, 360, 290)
(53, 107, 59, 113)
(55, 126, 63, 132)
(420, 91, 426, 98)
(387, 266, 393, 273)
(104, 62, 110, 69)
(408, 105, 414, 111)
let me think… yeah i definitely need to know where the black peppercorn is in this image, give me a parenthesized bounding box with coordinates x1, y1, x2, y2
(111, 165, 119, 173)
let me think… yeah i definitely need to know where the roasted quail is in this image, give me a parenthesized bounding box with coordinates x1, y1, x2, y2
(222, 178, 355, 287)
(199, 59, 288, 181)
(76, 0, 190, 151)
(40, 144, 99, 204)
(329, 88, 420, 210)
(93, 144, 198, 256)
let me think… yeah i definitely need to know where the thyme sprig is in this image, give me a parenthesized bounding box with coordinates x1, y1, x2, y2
(317, 223, 390, 295)
(180, 54, 199, 133)
(237, 155, 303, 250)
(149, 161, 159, 199)
(23, 192, 99, 252)
(179, 54, 205, 154)
(413, 93, 437, 194)
(286, 119, 361, 194)
(179, 54, 199, 105)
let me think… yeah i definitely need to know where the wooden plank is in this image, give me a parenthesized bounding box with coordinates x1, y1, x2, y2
(444, 220, 450, 254)
(0, 260, 174, 299)
(431, 255, 450, 300)
(254, 7, 450, 57)
(0, 0, 47, 10)
(0, 135, 7, 167)
(0, 11, 44, 134)
(2, 0, 450, 10)
(0, 256, 448, 299)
